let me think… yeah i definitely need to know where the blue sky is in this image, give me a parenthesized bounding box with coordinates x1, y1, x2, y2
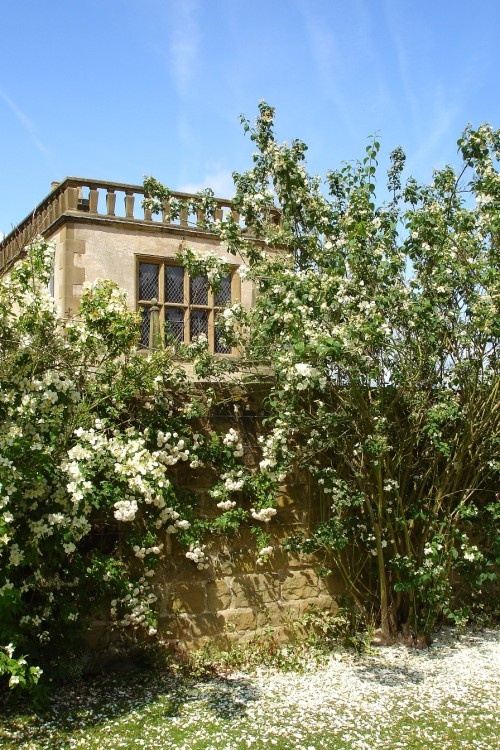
(1, 0, 499, 235)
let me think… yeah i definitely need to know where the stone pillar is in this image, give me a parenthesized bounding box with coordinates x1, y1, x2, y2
(106, 189, 116, 216)
(64, 186, 79, 212)
(89, 188, 99, 213)
(162, 201, 171, 223)
(125, 191, 135, 218)
(148, 299, 163, 350)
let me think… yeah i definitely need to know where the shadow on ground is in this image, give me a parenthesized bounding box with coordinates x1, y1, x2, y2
(0, 666, 261, 746)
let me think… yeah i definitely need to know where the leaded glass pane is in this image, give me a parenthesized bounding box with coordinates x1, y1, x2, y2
(214, 317, 231, 354)
(140, 307, 150, 347)
(190, 309, 208, 340)
(139, 263, 159, 300)
(165, 265, 185, 303)
(165, 307, 185, 344)
(215, 275, 232, 307)
(190, 276, 208, 306)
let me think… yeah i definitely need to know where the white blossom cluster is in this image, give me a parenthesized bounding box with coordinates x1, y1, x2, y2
(0, 257, 58, 322)
(258, 420, 291, 476)
(289, 361, 325, 392)
(237, 263, 250, 280)
(110, 580, 158, 632)
(178, 246, 231, 286)
(223, 428, 244, 457)
(155, 505, 190, 533)
(216, 499, 236, 511)
(63, 425, 192, 526)
(250, 507, 277, 523)
(185, 544, 210, 570)
(3, 371, 80, 426)
(240, 188, 275, 215)
(222, 469, 245, 492)
(259, 545, 274, 556)
(156, 430, 191, 463)
(185, 431, 204, 469)
(114, 499, 138, 522)
(256, 544, 274, 565)
(220, 302, 244, 332)
(81, 279, 128, 313)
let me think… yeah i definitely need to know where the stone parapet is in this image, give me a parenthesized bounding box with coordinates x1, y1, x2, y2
(0, 177, 280, 276)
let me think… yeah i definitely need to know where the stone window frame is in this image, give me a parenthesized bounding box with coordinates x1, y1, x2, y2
(136, 255, 240, 353)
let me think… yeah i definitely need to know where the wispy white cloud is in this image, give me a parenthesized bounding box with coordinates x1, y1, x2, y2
(406, 98, 459, 175)
(178, 167, 235, 199)
(382, 1, 465, 172)
(166, 0, 202, 180)
(383, 6, 422, 137)
(0, 88, 50, 158)
(294, 0, 355, 131)
(169, 0, 200, 99)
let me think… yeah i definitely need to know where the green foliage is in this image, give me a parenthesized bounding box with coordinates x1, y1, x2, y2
(179, 626, 314, 674)
(301, 599, 374, 653)
(148, 105, 500, 641)
(0, 239, 261, 692)
(0, 643, 42, 691)
(4, 105, 499, 694)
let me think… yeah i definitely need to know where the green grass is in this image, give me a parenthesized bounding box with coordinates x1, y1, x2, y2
(0, 635, 498, 750)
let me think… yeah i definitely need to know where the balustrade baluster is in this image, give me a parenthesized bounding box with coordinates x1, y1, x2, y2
(124, 191, 135, 219)
(162, 201, 171, 223)
(180, 205, 188, 227)
(89, 188, 99, 213)
(106, 189, 116, 216)
(65, 187, 79, 211)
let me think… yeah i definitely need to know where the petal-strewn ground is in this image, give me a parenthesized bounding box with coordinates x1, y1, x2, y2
(1, 628, 498, 749)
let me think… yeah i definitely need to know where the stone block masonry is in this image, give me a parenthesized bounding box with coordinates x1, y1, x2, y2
(154, 523, 342, 650)
(111, 405, 344, 650)
(145, 410, 344, 650)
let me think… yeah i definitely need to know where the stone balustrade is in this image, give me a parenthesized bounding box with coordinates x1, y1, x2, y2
(0, 177, 277, 274)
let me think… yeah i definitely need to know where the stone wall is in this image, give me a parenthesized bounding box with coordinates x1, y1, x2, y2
(89, 452, 344, 653)
(138, 401, 344, 650)
(155, 523, 343, 650)
(152, 405, 344, 649)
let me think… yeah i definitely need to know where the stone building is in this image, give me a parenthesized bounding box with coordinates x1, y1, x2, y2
(0, 178, 339, 650)
(0, 177, 255, 353)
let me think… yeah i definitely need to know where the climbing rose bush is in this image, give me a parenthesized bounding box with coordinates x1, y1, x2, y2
(0, 238, 274, 690)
